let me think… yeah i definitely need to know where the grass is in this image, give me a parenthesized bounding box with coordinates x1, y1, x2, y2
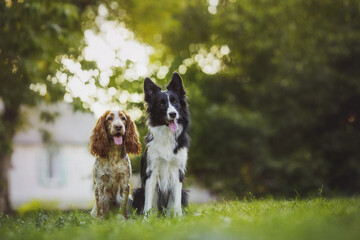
(1, 198, 360, 240)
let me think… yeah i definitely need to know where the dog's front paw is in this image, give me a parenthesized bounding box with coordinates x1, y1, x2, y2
(173, 207, 182, 217)
(143, 208, 154, 219)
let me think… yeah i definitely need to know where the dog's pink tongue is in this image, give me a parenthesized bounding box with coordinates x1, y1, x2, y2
(113, 136, 123, 146)
(169, 120, 178, 133)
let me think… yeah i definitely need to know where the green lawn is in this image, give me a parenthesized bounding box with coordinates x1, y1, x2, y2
(1, 198, 359, 240)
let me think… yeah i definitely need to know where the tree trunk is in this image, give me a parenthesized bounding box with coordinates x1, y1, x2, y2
(0, 105, 19, 214)
(0, 154, 12, 214)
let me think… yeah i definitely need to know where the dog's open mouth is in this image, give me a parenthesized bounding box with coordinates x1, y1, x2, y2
(167, 119, 178, 133)
(113, 133, 123, 146)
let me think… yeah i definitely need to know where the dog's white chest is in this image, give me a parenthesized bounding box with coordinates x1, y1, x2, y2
(147, 126, 187, 165)
(146, 126, 188, 191)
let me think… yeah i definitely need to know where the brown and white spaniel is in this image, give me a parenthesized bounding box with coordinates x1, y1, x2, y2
(90, 110, 141, 219)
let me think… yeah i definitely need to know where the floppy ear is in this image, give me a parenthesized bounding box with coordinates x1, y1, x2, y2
(123, 112, 141, 155)
(166, 72, 186, 96)
(144, 77, 161, 104)
(90, 111, 110, 158)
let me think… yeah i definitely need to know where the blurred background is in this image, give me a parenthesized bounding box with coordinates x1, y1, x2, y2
(1, 0, 360, 213)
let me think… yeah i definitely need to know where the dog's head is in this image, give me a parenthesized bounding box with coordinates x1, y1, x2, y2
(144, 72, 188, 132)
(90, 110, 141, 157)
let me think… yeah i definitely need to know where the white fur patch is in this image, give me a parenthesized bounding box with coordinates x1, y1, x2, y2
(109, 110, 126, 135)
(165, 92, 179, 120)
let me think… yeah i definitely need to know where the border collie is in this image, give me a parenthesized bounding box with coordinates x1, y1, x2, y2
(133, 72, 190, 216)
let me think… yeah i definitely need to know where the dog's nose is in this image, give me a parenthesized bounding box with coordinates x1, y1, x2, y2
(114, 124, 122, 131)
(169, 112, 177, 119)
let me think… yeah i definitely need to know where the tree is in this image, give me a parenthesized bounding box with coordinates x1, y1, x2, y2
(0, 0, 102, 213)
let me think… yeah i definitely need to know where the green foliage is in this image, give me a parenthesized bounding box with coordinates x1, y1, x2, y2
(0, 0, 85, 106)
(17, 200, 59, 216)
(0, 198, 359, 240)
(0, 0, 88, 158)
(196, 0, 360, 197)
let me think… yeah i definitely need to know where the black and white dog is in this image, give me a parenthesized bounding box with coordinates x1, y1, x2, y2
(133, 72, 190, 216)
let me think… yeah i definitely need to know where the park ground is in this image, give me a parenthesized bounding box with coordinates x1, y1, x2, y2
(1, 197, 359, 240)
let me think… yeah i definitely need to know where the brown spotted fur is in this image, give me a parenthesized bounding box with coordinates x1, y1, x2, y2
(90, 110, 141, 219)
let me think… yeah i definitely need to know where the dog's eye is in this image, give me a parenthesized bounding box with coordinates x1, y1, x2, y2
(159, 100, 166, 106)
(107, 116, 113, 121)
(121, 117, 126, 121)
(171, 98, 177, 105)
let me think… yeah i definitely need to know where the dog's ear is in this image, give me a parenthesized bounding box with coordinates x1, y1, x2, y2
(166, 72, 186, 96)
(123, 111, 142, 155)
(144, 77, 161, 103)
(90, 111, 110, 158)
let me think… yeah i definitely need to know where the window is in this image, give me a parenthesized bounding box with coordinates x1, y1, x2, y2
(38, 147, 66, 187)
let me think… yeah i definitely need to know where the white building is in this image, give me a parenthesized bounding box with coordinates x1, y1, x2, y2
(9, 103, 96, 209)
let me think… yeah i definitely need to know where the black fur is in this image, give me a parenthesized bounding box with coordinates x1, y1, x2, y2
(132, 188, 145, 215)
(132, 73, 190, 215)
(179, 169, 184, 183)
